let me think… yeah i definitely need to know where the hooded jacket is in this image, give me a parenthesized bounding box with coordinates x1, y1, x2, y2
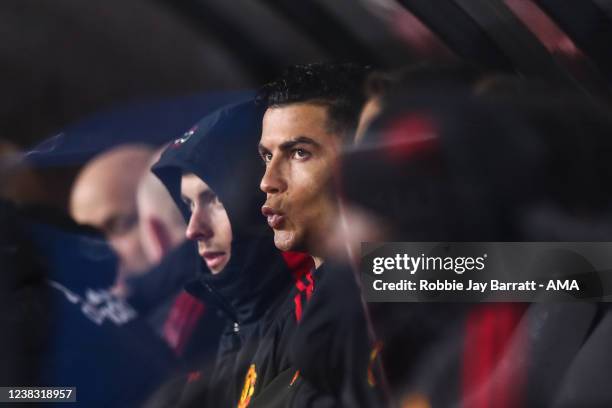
(152, 99, 296, 406)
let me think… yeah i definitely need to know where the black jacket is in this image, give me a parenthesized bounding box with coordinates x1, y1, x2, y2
(126, 240, 199, 330)
(152, 99, 295, 406)
(244, 261, 387, 408)
(154, 99, 385, 407)
(126, 240, 225, 367)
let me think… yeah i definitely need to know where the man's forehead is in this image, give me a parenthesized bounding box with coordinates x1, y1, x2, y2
(181, 173, 212, 195)
(72, 177, 134, 217)
(260, 103, 333, 147)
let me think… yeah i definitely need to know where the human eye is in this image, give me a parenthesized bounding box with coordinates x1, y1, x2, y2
(201, 191, 224, 208)
(260, 151, 272, 164)
(181, 197, 194, 212)
(291, 148, 311, 161)
(211, 194, 224, 208)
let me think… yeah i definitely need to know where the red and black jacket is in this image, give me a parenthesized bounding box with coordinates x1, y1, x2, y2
(152, 99, 299, 406)
(240, 260, 387, 408)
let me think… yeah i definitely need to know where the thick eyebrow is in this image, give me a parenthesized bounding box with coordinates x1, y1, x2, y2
(259, 136, 321, 155)
(280, 136, 321, 151)
(180, 194, 190, 205)
(258, 143, 271, 157)
(180, 188, 216, 206)
(199, 189, 217, 203)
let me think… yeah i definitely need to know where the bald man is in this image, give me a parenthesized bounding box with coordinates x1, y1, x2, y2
(70, 144, 154, 283)
(136, 148, 186, 265)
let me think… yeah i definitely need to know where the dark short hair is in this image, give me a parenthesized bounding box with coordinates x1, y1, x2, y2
(256, 63, 370, 142)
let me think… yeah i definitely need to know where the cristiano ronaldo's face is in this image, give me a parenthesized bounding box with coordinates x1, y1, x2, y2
(259, 103, 342, 262)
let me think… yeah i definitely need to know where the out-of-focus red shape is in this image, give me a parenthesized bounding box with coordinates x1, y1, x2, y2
(282, 252, 315, 323)
(382, 114, 439, 162)
(162, 292, 206, 356)
(392, 10, 453, 57)
(366, 0, 455, 59)
(462, 303, 528, 408)
(504, 0, 583, 58)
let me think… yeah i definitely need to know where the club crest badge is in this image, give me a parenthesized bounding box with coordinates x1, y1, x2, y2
(238, 364, 257, 408)
(172, 126, 197, 147)
(367, 341, 384, 387)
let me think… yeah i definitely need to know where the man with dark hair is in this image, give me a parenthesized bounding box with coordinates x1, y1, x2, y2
(257, 63, 369, 144)
(257, 63, 369, 265)
(242, 63, 386, 407)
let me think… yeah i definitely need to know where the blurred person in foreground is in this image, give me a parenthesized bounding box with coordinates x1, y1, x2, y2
(149, 99, 302, 407)
(137, 147, 187, 266)
(70, 144, 154, 290)
(354, 62, 485, 143)
(336, 85, 612, 407)
(0, 198, 176, 407)
(338, 91, 540, 407)
(126, 147, 190, 312)
(246, 62, 388, 407)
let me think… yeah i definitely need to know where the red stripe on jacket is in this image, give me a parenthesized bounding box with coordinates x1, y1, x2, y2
(462, 303, 528, 408)
(281, 252, 315, 323)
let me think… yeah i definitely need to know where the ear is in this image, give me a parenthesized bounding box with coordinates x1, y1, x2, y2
(147, 216, 172, 263)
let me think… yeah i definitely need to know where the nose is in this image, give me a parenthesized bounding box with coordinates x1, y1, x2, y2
(185, 207, 214, 242)
(260, 158, 287, 194)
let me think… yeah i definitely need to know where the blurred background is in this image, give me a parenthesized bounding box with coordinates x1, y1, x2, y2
(3, 0, 612, 211)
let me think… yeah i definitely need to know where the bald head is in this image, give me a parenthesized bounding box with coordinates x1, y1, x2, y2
(70, 144, 154, 278)
(137, 147, 186, 264)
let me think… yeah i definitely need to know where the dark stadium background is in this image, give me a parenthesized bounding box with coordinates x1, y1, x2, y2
(2, 0, 612, 208)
